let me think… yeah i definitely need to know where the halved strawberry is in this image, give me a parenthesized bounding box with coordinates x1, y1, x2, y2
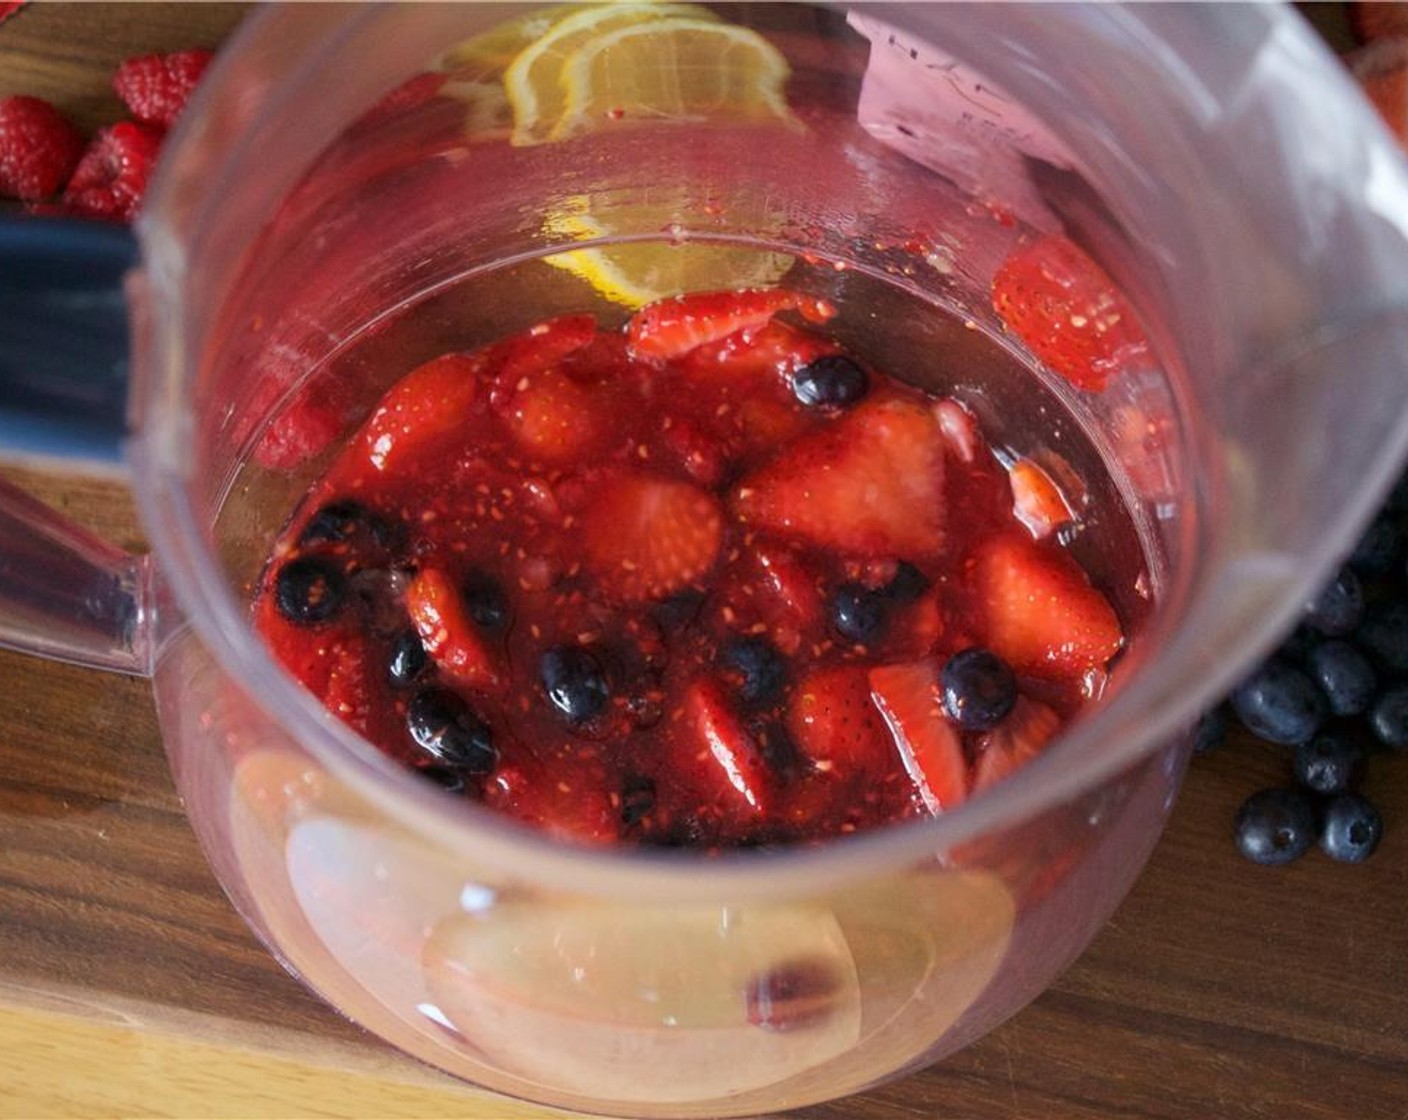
(348, 351, 487, 475)
(787, 664, 892, 774)
(972, 532, 1123, 678)
(405, 568, 503, 691)
(1009, 457, 1073, 540)
(970, 696, 1061, 794)
(627, 288, 835, 361)
(868, 660, 968, 814)
(677, 319, 833, 385)
(731, 396, 946, 559)
(582, 473, 724, 601)
(991, 234, 1148, 392)
(502, 368, 611, 463)
(680, 678, 773, 817)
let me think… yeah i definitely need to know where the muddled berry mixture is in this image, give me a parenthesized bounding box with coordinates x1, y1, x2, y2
(253, 288, 1125, 848)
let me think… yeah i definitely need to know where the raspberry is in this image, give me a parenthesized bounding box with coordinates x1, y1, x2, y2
(112, 49, 213, 129)
(62, 121, 163, 222)
(0, 95, 84, 201)
(0, 2, 26, 25)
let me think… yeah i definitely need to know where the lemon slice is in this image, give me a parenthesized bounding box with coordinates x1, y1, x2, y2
(504, 2, 718, 145)
(551, 18, 796, 142)
(543, 198, 793, 307)
(438, 4, 595, 80)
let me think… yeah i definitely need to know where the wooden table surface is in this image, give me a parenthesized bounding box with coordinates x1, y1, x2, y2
(2, 4, 1406, 1118)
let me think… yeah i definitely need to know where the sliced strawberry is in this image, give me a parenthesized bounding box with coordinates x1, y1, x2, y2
(1009, 457, 1072, 540)
(934, 398, 979, 463)
(582, 473, 724, 601)
(677, 319, 833, 385)
(347, 351, 486, 476)
(627, 288, 835, 361)
(502, 368, 611, 463)
(970, 696, 1061, 794)
(991, 234, 1148, 392)
(496, 313, 597, 386)
(405, 568, 503, 691)
(787, 664, 892, 774)
(485, 751, 619, 844)
(732, 396, 946, 559)
(894, 584, 945, 657)
(973, 532, 1123, 678)
(659, 417, 727, 487)
(869, 660, 968, 814)
(681, 678, 773, 816)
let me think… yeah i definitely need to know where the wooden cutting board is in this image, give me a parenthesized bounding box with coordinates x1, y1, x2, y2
(1, 4, 1406, 1118)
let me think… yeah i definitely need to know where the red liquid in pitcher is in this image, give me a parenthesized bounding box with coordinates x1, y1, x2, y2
(251, 285, 1132, 848)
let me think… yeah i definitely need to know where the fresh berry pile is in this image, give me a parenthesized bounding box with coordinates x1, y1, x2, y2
(0, 46, 211, 220)
(252, 288, 1127, 848)
(1200, 477, 1408, 865)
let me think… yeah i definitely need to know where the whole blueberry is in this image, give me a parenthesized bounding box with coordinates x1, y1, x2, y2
(791, 355, 869, 409)
(1303, 639, 1376, 717)
(1355, 600, 1408, 673)
(885, 560, 930, 601)
(940, 648, 1018, 731)
(722, 636, 787, 707)
(1319, 792, 1383, 863)
(387, 628, 430, 689)
(299, 500, 372, 545)
(1291, 734, 1364, 796)
(541, 645, 610, 724)
(1192, 706, 1228, 755)
(416, 765, 468, 794)
(1230, 657, 1326, 746)
(407, 689, 496, 773)
(1349, 513, 1405, 577)
(1370, 683, 1408, 750)
(833, 583, 886, 643)
(1302, 566, 1364, 637)
(462, 570, 510, 632)
(1233, 788, 1317, 865)
(274, 556, 348, 624)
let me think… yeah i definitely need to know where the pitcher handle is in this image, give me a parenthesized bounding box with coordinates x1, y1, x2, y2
(0, 215, 152, 676)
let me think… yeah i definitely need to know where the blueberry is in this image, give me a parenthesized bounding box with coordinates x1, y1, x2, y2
(406, 689, 496, 773)
(1349, 513, 1405, 577)
(462, 570, 510, 632)
(1355, 600, 1408, 673)
(1370, 683, 1408, 750)
(722, 636, 787, 706)
(1319, 792, 1383, 863)
(298, 499, 401, 550)
(1292, 734, 1364, 795)
(653, 589, 706, 629)
(1302, 566, 1364, 637)
(833, 583, 886, 643)
(940, 648, 1017, 731)
(791, 355, 869, 409)
(416, 765, 468, 794)
(541, 645, 610, 724)
(885, 560, 929, 601)
(620, 777, 657, 827)
(274, 556, 348, 624)
(1233, 788, 1317, 865)
(387, 628, 430, 689)
(1192, 706, 1228, 755)
(1230, 657, 1326, 745)
(1303, 639, 1376, 717)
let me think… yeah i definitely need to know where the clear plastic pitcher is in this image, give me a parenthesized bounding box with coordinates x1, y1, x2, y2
(4, 4, 1408, 1116)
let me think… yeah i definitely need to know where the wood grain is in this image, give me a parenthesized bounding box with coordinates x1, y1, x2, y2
(2, 3, 1407, 1118)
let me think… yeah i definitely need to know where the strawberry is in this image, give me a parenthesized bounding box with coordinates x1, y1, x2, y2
(495, 313, 597, 386)
(972, 531, 1123, 678)
(253, 392, 345, 470)
(934, 398, 979, 463)
(627, 288, 835, 361)
(1009, 457, 1072, 540)
(680, 678, 773, 817)
(659, 417, 727, 487)
(971, 696, 1061, 794)
(405, 568, 503, 692)
(868, 660, 968, 814)
(787, 664, 892, 773)
(731, 396, 946, 559)
(112, 49, 214, 128)
(677, 319, 833, 385)
(345, 351, 486, 476)
(581, 473, 723, 601)
(991, 234, 1148, 392)
(0, 95, 83, 201)
(502, 368, 610, 463)
(484, 752, 619, 844)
